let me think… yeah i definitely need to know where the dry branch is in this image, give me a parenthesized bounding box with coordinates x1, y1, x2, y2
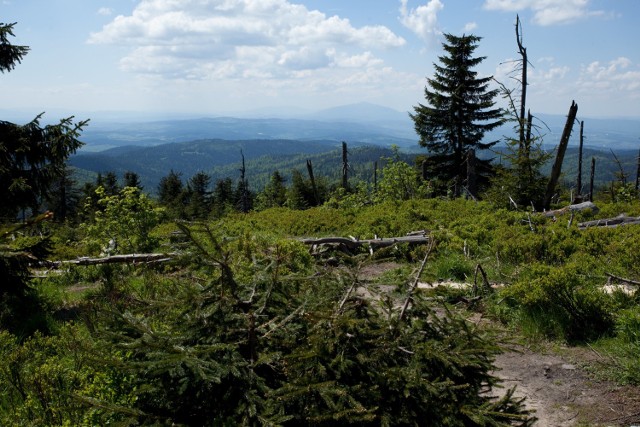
(398, 239, 435, 323)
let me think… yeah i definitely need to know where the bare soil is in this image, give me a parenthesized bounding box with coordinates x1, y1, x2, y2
(493, 344, 640, 426)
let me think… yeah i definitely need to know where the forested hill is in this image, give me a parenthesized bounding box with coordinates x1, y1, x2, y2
(69, 139, 398, 192)
(70, 135, 640, 195)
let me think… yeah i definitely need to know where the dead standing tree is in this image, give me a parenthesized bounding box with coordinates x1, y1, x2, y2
(341, 141, 350, 190)
(543, 100, 578, 210)
(515, 14, 529, 149)
(575, 120, 585, 202)
(238, 150, 250, 213)
(306, 159, 320, 206)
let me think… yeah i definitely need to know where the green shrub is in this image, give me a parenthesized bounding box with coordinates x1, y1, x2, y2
(499, 263, 614, 342)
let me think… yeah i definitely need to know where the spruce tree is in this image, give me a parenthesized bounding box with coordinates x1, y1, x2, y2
(0, 22, 28, 73)
(411, 33, 503, 197)
(186, 171, 211, 219)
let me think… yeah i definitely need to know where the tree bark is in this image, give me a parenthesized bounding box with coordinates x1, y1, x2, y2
(301, 233, 430, 251)
(576, 120, 584, 200)
(578, 214, 640, 229)
(543, 101, 578, 209)
(341, 141, 349, 190)
(43, 253, 178, 267)
(542, 201, 598, 217)
(589, 157, 596, 202)
(306, 159, 320, 206)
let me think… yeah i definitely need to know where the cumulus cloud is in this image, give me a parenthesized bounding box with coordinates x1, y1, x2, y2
(579, 57, 640, 93)
(483, 0, 603, 26)
(399, 0, 443, 43)
(97, 7, 113, 16)
(88, 0, 406, 84)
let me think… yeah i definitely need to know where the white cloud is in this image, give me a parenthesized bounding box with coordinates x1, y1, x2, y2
(399, 0, 443, 43)
(98, 7, 113, 16)
(579, 57, 640, 94)
(483, 0, 603, 26)
(88, 0, 405, 82)
(463, 22, 478, 33)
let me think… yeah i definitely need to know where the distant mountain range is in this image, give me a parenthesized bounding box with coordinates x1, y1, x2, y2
(65, 102, 640, 193)
(76, 102, 639, 153)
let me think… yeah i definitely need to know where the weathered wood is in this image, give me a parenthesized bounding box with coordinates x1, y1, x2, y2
(544, 100, 578, 209)
(542, 201, 599, 217)
(341, 141, 349, 189)
(306, 159, 320, 206)
(399, 240, 435, 323)
(44, 253, 178, 267)
(301, 233, 430, 252)
(576, 120, 584, 200)
(606, 272, 640, 287)
(578, 214, 640, 229)
(589, 157, 596, 202)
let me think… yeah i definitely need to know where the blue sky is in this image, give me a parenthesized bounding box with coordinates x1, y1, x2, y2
(2, 0, 639, 121)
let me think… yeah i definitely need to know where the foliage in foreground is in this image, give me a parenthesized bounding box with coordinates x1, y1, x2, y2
(0, 220, 534, 426)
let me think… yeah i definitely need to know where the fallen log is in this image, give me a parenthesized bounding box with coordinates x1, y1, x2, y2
(301, 233, 430, 251)
(606, 272, 640, 287)
(578, 214, 640, 229)
(43, 252, 178, 267)
(542, 201, 599, 217)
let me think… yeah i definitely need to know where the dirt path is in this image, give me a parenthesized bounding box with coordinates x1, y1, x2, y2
(493, 345, 640, 426)
(357, 261, 640, 426)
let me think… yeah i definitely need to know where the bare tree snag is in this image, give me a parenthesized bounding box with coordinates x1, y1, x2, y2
(239, 150, 250, 213)
(306, 159, 320, 206)
(636, 148, 640, 192)
(341, 141, 349, 189)
(576, 120, 584, 201)
(544, 100, 578, 209)
(374, 161, 378, 192)
(589, 157, 596, 202)
(516, 15, 528, 149)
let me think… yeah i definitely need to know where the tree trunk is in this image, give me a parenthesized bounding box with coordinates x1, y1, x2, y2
(516, 15, 528, 149)
(306, 159, 320, 206)
(374, 161, 378, 193)
(635, 148, 640, 193)
(341, 141, 349, 190)
(576, 120, 584, 200)
(238, 150, 250, 213)
(543, 100, 578, 209)
(589, 157, 596, 202)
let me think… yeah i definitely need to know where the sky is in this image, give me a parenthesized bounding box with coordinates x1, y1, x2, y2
(2, 0, 639, 122)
